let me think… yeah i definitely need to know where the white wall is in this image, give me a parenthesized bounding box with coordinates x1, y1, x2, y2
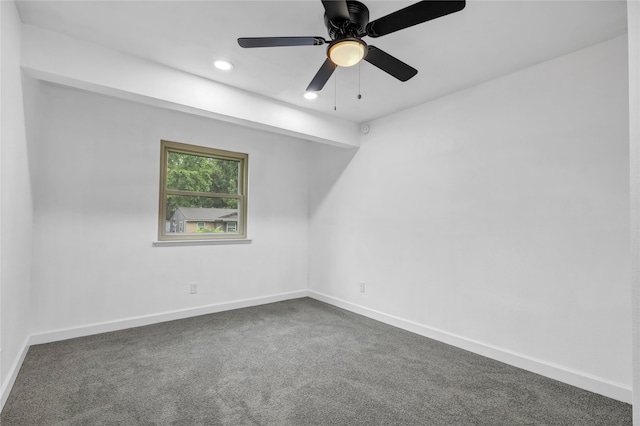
(29, 83, 310, 334)
(309, 36, 631, 399)
(0, 0, 34, 405)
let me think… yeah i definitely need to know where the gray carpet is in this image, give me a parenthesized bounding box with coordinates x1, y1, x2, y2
(1, 298, 632, 425)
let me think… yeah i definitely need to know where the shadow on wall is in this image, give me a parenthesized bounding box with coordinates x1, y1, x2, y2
(308, 144, 358, 216)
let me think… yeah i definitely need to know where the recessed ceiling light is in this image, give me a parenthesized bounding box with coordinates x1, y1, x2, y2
(304, 92, 318, 100)
(213, 60, 233, 71)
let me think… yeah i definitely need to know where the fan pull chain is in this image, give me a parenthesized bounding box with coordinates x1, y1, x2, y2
(334, 70, 337, 111)
(358, 62, 362, 100)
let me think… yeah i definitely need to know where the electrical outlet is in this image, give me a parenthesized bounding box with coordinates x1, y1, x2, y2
(359, 282, 365, 293)
(190, 283, 198, 294)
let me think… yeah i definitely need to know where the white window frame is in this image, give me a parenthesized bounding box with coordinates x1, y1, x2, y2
(158, 140, 248, 241)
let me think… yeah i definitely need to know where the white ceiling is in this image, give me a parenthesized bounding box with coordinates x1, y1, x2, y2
(16, 0, 628, 123)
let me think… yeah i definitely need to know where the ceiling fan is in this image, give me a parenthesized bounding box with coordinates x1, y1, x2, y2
(237, 1, 466, 92)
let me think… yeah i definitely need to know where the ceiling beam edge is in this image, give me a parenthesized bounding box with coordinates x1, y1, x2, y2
(20, 24, 360, 149)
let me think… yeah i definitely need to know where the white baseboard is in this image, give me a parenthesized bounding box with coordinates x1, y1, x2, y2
(1, 336, 30, 412)
(30, 290, 309, 346)
(3, 289, 631, 413)
(307, 290, 632, 404)
(1, 290, 307, 412)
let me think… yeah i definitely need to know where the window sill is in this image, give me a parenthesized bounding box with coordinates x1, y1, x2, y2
(152, 238, 252, 247)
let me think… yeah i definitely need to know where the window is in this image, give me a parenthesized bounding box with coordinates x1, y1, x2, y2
(158, 140, 248, 241)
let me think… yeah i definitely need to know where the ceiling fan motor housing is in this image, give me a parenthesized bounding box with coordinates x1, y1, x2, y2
(324, 0, 370, 40)
(238, 0, 466, 91)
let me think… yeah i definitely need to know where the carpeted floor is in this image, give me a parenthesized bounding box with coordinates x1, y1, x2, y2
(1, 297, 632, 425)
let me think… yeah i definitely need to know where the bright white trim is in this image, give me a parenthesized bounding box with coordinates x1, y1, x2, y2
(307, 290, 632, 404)
(30, 290, 307, 345)
(2, 291, 307, 410)
(4, 289, 631, 412)
(0, 336, 30, 412)
(152, 238, 252, 247)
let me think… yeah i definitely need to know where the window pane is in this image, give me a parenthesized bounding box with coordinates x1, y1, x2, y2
(166, 151, 239, 195)
(159, 141, 247, 241)
(165, 195, 240, 234)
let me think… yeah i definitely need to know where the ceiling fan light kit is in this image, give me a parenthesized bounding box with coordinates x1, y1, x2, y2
(238, 0, 465, 93)
(328, 38, 367, 67)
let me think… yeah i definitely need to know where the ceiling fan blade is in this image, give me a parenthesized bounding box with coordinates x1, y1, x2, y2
(321, 0, 351, 22)
(364, 46, 417, 82)
(366, 1, 465, 38)
(238, 37, 326, 48)
(306, 59, 337, 91)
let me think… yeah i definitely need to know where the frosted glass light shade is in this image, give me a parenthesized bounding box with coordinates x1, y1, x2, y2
(329, 41, 365, 67)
